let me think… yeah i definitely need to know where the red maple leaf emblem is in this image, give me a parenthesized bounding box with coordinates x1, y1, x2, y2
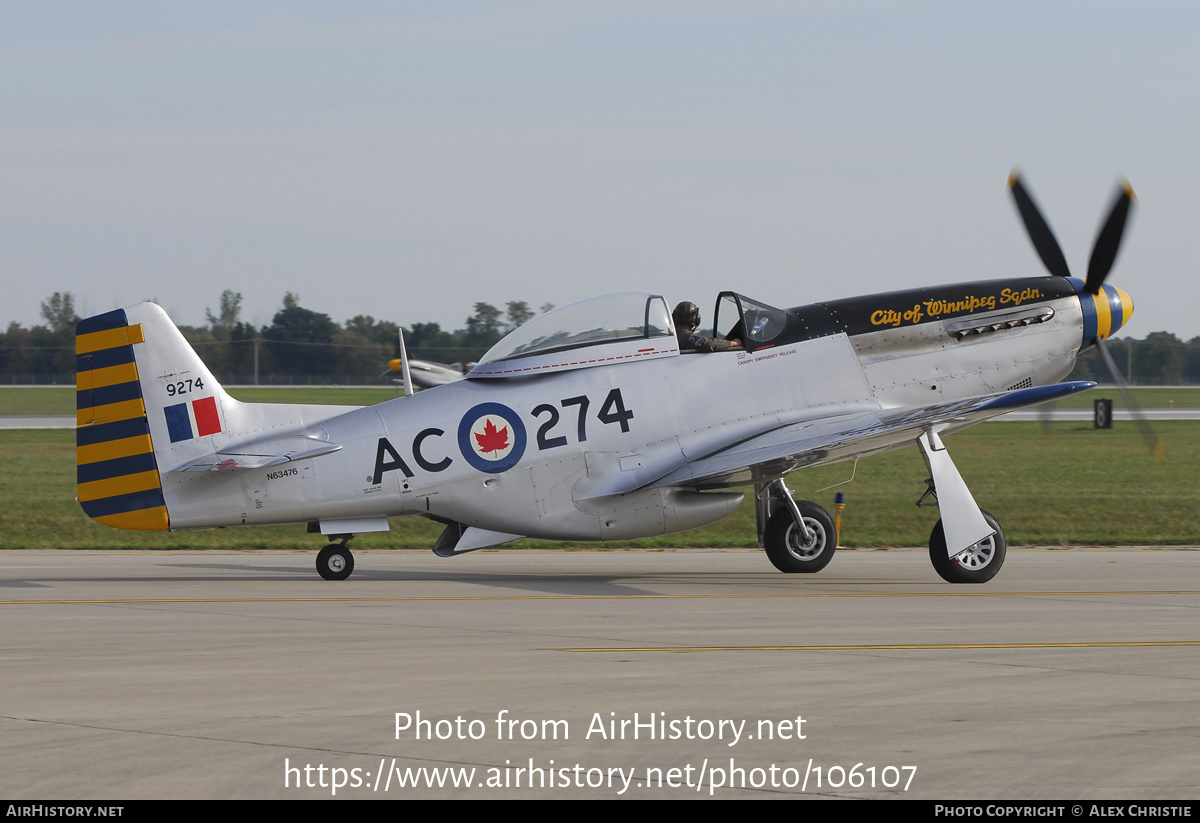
(474, 418, 510, 455)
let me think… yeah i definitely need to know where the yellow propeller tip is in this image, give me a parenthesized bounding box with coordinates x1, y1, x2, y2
(1007, 169, 1020, 188)
(1122, 180, 1137, 202)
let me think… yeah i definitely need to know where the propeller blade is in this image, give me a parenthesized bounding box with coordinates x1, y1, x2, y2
(1085, 181, 1136, 295)
(1009, 171, 1072, 279)
(1096, 337, 1162, 461)
(1036, 399, 1057, 441)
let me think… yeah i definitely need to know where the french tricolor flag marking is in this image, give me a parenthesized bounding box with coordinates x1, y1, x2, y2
(164, 396, 222, 443)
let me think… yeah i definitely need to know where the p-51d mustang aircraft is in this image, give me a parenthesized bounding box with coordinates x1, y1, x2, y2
(74, 174, 1136, 583)
(383, 357, 467, 390)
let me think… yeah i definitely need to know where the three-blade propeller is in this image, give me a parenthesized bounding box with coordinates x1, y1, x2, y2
(1008, 171, 1158, 459)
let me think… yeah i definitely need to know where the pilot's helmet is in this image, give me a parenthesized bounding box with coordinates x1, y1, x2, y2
(673, 301, 701, 331)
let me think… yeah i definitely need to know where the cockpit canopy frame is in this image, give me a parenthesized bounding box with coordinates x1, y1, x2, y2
(712, 292, 792, 353)
(468, 291, 677, 379)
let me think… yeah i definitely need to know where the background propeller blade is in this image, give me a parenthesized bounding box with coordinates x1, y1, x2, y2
(1008, 171, 1072, 279)
(1085, 182, 1135, 294)
(1036, 398, 1057, 441)
(1096, 337, 1162, 461)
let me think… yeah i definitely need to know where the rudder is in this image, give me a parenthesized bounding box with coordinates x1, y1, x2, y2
(75, 307, 170, 530)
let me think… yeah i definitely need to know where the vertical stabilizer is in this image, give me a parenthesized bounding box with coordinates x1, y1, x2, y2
(76, 302, 361, 532)
(76, 302, 238, 530)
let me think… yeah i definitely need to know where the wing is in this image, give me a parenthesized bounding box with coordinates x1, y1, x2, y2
(578, 381, 1095, 499)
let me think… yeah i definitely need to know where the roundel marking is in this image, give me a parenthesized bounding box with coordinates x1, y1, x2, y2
(457, 402, 527, 474)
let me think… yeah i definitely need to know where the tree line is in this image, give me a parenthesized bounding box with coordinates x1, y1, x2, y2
(1, 291, 551, 384)
(3, 290, 1200, 385)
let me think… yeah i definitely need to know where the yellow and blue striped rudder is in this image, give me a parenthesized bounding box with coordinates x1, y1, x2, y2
(75, 308, 169, 531)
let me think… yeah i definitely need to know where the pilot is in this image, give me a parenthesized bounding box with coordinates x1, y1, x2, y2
(673, 301, 742, 352)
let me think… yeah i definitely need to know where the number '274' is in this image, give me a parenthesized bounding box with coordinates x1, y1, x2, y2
(531, 388, 633, 450)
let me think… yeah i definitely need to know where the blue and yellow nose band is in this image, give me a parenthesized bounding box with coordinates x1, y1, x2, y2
(1071, 278, 1133, 347)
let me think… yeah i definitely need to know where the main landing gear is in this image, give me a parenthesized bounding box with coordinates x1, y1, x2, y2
(760, 479, 837, 574)
(916, 423, 1008, 584)
(316, 537, 355, 581)
(754, 427, 1009, 584)
(927, 511, 1006, 584)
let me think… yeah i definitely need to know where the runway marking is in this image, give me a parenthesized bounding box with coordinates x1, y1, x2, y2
(553, 640, 1200, 653)
(1, 590, 1197, 606)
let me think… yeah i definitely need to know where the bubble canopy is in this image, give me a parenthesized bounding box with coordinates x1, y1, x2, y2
(478, 292, 674, 365)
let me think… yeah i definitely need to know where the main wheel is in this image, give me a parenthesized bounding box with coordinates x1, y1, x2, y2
(764, 500, 837, 574)
(316, 543, 355, 581)
(928, 510, 1006, 584)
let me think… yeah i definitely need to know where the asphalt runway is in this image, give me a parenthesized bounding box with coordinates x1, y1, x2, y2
(2, 548, 1197, 800)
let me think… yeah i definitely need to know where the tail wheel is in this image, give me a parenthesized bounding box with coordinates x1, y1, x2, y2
(316, 544, 355, 581)
(928, 511, 1006, 584)
(764, 500, 836, 574)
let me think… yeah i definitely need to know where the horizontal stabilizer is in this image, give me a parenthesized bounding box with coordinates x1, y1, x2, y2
(165, 436, 342, 472)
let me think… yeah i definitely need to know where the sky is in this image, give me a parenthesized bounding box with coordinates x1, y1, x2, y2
(2, 1, 1197, 338)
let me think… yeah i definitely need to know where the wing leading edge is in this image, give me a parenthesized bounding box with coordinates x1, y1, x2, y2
(639, 381, 1096, 492)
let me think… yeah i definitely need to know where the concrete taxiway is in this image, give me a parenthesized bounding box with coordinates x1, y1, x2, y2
(2, 548, 1197, 799)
